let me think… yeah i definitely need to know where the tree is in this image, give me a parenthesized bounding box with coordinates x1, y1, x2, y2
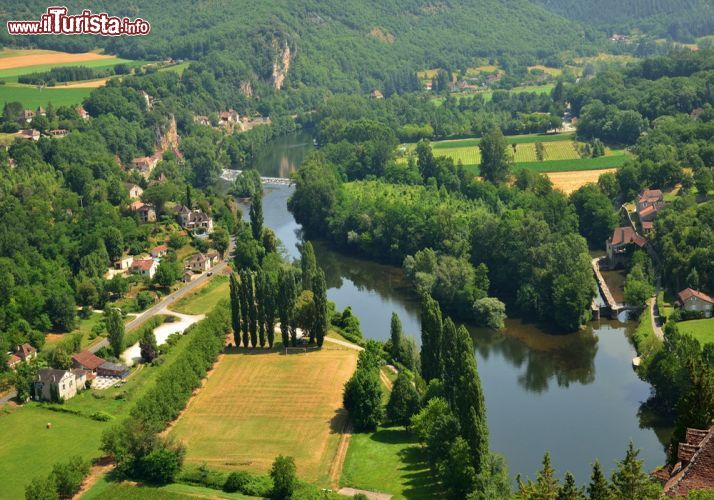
(558, 472, 585, 500)
(294, 290, 315, 343)
(439, 437, 477, 497)
(230, 274, 242, 347)
(473, 297, 506, 329)
(270, 455, 297, 500)
(343, 368, 383, 431)
(52, 455, 90, 498)
(15, 361, 38, 402)
(390, 312, 403, 361)
(312, 269, 328, 347)
(106, 275, 129, 298)
(411, 397, 460, 467)
(249, 193, 263, 241)
(140, 442, 185, 484)
(247, 272, 258, 347)
(24, 475, 58, 500)
(277, 268, 298, 347)
(420, 295, 443, 382)
(139, 328, 158, 362)
(76, 280, 99, 308)
(386, 372, 421, 427)
(479, 128, 512, 184)
(106, 308, 125, 358)
(153, 259, 179, 288)
(239, 271, 250, 347)
(211, 227, 230, 259)
(610, 442, 661, 500)
(47, 288, 76, 332)
(300, 241, 317, 291)
(587, 460, 611, 500)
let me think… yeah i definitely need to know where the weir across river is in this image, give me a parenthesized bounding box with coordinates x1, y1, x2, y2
(220, 168, 292, 186)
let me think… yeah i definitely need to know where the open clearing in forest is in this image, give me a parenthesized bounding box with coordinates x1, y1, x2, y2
(170, 345, 358, 485)
(546, 168, 617, 194)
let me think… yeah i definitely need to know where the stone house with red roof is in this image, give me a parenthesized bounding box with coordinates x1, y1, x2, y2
(606, 226, 648, 268)
(677, 288, 714, 318)
(130, 258, 158, 279)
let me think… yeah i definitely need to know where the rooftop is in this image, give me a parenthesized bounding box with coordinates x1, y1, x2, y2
(72, 350, 105, 370)
(610, 226, 647, 248)
(678, 288, 714, 305)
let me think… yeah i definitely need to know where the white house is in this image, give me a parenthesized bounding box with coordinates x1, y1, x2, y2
(131, 259, 159, 279)
(124, 183, 144, 200)
(32, 369, 80, 402)
(185, 253, 210, 273)
(114, 255, 134, 271)
(678, 288, 714, 317)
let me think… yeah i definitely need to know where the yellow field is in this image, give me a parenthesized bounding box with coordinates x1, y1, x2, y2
(53, 78, 110, 88)
(546, 168, 616, 194)
(466, 65, 500, 75)
(528, 65, 562, 76)
(0, 49, 114, 70)
(170, 345, 358, 484)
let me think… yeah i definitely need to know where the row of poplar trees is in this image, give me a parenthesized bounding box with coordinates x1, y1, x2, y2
(228, 240, 329, 349)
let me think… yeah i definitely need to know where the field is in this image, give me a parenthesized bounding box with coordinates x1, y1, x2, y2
(84, 479, 257, 499)
(546, 168, 617, 194)
(400, 133, 628, 179)
(170, 345, 358, 484)
(677, 318, 714, 346)
(0, 48, 141, 108)
(0, 405, 106, 498)
(171, 275, 229, 315)
(340, 427, 439, 499)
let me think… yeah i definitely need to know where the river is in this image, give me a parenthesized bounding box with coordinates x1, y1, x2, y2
(240, 131, 670, 483)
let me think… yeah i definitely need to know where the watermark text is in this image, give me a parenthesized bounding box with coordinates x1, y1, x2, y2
(7, 7, 150, 36)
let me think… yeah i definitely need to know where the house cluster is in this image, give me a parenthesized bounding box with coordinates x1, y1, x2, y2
(109, 243, 168, 280)
(636, 189, 664, 234)
(32, 350, 130, 402)
(652, 422, 714, 496)
(5, 343, 37, 370)
(175, 205, 213, 233)
(130, 200, 157, 223)
(193, 109, 240, 129)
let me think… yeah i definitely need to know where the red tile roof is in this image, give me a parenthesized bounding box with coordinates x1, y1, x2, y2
(639, 205, 657, 218)
(152, 244, 168, 254)
(131, 259, 156, 272)
(610, 227, 647, 248)
(16, 343, 36, 360)
(642, 221, 654, 230)
(638, 189, 663, 203)
(71, 350, 105, 371)
(655, 424, 714, 496)
(678, 288, 714, 305)
(6, 354, 21, 367)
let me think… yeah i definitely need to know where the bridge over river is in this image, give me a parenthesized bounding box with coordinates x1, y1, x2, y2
(220, 168, 292, 186)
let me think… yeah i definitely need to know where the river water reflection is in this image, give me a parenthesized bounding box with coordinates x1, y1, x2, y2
(239, 132, 670, 483)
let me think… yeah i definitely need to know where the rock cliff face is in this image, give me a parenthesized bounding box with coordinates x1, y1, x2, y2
(270, 39, 291, 90)
(240, 80, 254, 97)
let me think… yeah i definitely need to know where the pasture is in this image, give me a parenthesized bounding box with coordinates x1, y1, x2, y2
(0, 405, 105, 498)
(171, 275, 230, 315)
(170, 344, 358, 485)
(0, 48, 140, 108)
(676, 318, 714, 346)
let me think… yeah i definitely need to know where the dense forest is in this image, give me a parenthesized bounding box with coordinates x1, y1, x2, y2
(532, 0, 714, 41)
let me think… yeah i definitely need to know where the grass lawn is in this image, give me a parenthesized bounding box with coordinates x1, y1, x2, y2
(631, 307, 662, 359)
(170, 344, 358, 485)
(159, 62, 190, 75)
(341, 427, 440, 499)
(0, 84, 93, 108)
(0, 405, 106, 498)
(171, 276, 229, 315)
(676, 318, 714, 346)
(45, 311, 104, 349)
(84, 478, 257, 499)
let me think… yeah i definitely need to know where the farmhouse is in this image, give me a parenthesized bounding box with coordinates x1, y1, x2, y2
(652, 423, 714, 496)
(206, 249, 221, 265)
(131, 258, 158, 279)
(76, 105, 89, 120)
(47, 129, 69, 138)
(370, 89, 384, 99)
(677, 288, 714, 317)
(124, 183, 144, 200)
(32, 369, 80, 402)
(185, 252, 211, 273)
(16, 129, 40, 141)
(151, 244, 169, 258)
(219, 109, 239, 126)
(114, 255, 134, 271)
(71, 350, 105, 373)
(21, 109, 35, 123)
(97, 361, 130, 378)
(6, 343, 37, 369)
(606, 226, 647, 268)
(176, 205, 213, 233)
(131, 202, 157, 223)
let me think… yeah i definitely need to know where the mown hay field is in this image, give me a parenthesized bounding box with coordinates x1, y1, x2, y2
(170, 345, 358, 485)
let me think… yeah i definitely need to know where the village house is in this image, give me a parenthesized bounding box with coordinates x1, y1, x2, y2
(76, 105, 89, 120)
(32, 369, 80, 402)
(131, 258, 159, 279)
(16, 129, 40, 141)
(151, 244, 169, 258)
(677, 288, 714, 318)
(97, 361, 130, 378)
(185, 252, 211, 273)
(182, 270, 195, 283)
(130, 202, 156, 223)
(652, 423, 714, 496)
(206, 249, 221, 265)
(636, 189, 664, 218)
(193, 115, 211, 126)
(72, 369, 89, 388)
(370, 89, 384, 99)
(219, 109, 240, 126)
(36, 106, 46, 117)
(47, 129, 69, 138)
(124, 183, 144, 200)
(114, 255, 134, 271)
(5, 343, 35, 370)
(21, 109, 35, 123)
(606, 226, 647, 268)
(176, 205, 213, 233)
(71, 350, 105, 373)
(131, 155, 160, 177)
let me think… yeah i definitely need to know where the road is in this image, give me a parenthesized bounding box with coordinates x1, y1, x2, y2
(89, 236, 234, 353)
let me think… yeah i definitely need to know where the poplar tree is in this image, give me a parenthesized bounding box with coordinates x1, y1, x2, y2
(106, 308, 125, 358)
(453, 324, 488, 474)
(264, 271, 277, 348)
(256, 270, 266, 347)
(239, 271, 250, 347)
(277, 268, 293, 347)
(249, 191, 263, 241)
(229, 273, 241, 347)
(312, 268, 328, 347)
(420, 295, 443, 382)
(390, 312, 403, 361)
(440, 318, 459, 408)
(300, 241, 317, 291)
(247, 272, 258, 347)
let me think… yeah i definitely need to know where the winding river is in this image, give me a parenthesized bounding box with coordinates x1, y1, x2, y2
(238, 131, 670, 483)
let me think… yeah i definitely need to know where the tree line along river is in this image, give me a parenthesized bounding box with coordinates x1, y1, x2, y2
(231, 131, 671, 484)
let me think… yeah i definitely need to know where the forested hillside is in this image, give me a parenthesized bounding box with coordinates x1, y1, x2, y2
(1, 0, 592, 92)
(531, 0, 714, 41)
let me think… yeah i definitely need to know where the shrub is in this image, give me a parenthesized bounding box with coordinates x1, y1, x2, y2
(270, 455, 297, 499)
(91, 411, 113, 421)
(224, 471, 251, 492)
